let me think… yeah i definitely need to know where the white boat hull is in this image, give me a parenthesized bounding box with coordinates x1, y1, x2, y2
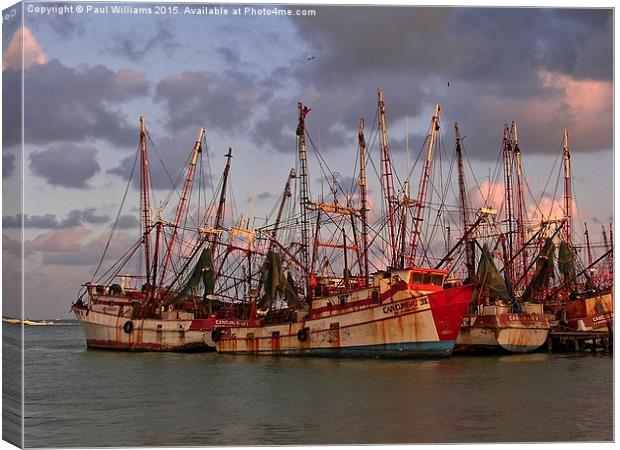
(216, 284, 474, 358)
(455, 306, 550, 353)
(73, 306, 216, 351)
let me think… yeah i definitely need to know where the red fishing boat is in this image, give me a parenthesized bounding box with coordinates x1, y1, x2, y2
(214, 94, 474, 358)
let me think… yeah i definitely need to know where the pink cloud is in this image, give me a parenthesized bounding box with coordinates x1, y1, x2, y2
(470, 180, 580, 224)
(2, 27, 47, 71)
(470, 180, 504, 212)
(527, 196, 579, 223)
(27, 227, 89, 253)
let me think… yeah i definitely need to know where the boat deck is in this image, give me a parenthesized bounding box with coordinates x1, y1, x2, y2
(546, 329, 612, 353)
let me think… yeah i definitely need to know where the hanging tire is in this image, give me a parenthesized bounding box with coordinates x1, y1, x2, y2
(297, 327, 310, 342)
(123, 321, 133, 334)
(211, 328, 223, 342)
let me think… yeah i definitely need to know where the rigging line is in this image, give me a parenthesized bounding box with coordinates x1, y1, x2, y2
(201, 132, 216, 206)
(461, 139, 483, 211)
(91, 143, 140, 282)
(402, 133, 428, 201)
(532, 142, 563, 221)
(94, 239, 142, 286)
(545, 155, 562, 223)
(160, 147, 194, 214)
(145, 130, 185, 204)
(305, 129, 350, 201)
(94, 238, 143, 286)
(417, 130, 445, 265)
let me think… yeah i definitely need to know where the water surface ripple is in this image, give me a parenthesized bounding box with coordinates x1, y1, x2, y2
(13, 324, 612, 446)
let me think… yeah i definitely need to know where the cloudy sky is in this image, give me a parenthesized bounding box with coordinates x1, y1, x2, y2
(2, 2, 613, 318)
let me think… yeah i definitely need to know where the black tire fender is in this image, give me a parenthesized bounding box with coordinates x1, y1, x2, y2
(211, 327, 223, 342)
(123, 320, 133, 334)
(297, 326, 310, 342)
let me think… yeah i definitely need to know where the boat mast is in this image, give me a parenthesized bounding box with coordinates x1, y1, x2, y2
(408, 104, 440, 267)
(562, 129, 573, 246)
(151, 219, 162, 293)
(158, 128, 205, 288)
(211, 147, 233, 252)
(602, 224, 613, 282)
(399, 181, 410, 269)
(358, 118, 370, 285)
(268, 168, 295, 253)
(502, 124, 515, 283)
(377, 88, 398, 267)
(297, 102, 311, 299)
(602, 225, 610, 252)
(139, 116, 152, 285)
(584, 222, 593, 267)
(511, 121, 528, 287)
(454, 123, 475, 281)
(342, 228, 349, 287)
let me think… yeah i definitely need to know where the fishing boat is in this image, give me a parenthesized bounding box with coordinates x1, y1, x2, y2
(455, 244, 550, 353)
(214, 94, 475, 358)
(564, 291, 613, 332)
(451, 122, 549, 353)
(549, 130, 613, 334)
(216, 268, 474, 357)
(72, 118, 257, 351)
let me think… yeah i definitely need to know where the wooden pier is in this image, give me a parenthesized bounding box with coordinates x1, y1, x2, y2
(546, 329, 612, 354)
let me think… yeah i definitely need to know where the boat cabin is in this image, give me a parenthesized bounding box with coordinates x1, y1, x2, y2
(405, 267, 449, 293)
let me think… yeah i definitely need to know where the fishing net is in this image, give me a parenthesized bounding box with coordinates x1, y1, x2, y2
(522, 238, 555, 302)
(165, 248, 215, 306)
(557, 241, 577, 289)
(259, 251, 302, 310)
(475, 243, 510, 302)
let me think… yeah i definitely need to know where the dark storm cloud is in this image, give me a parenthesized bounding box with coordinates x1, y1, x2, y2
(247, 191, 275, 202)
(292, 7, 611, 89)
(105, 21, 179, 62)
(108, 124, 215, 191)
(29, 143, 101, 188)
(3, 208, 110, 229)
(2, 154, 15, 178)
(155, 69, 273, 132)
(62, 208, 109, 226)
(450, 8, 612, 85)
(116, 214, 138, 230)
(29, 10, 85, 38)
(251, 97, 298, 153)
(280, 6, 613, 159)
(3, 214, 57, 229)
(4, 60, 148, 149)
(216, 46, 242, 66)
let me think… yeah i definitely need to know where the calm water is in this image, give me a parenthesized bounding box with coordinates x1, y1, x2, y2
(7, 324, 613, 446)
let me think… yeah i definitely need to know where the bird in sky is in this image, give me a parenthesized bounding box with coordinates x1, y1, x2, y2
(307, 56, 316, 61)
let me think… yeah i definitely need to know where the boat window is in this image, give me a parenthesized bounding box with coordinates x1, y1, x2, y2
(432, 274, 444, 286)
(413, 272, 424, 284)
(422, 273, 432, 285)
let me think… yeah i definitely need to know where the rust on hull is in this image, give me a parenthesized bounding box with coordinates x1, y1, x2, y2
(455, 305, 550, 353)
